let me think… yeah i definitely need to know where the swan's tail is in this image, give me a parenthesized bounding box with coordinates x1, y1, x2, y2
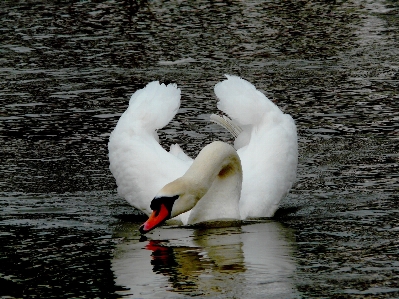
(214, 75, 280, 127)
(116, 81, 180, 134)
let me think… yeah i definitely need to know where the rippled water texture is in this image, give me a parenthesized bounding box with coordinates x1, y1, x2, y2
(1, 0, 398, 298)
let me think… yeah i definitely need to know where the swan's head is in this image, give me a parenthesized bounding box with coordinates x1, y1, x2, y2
(139, 178, 205, 234)
(138, 195, 179, 234)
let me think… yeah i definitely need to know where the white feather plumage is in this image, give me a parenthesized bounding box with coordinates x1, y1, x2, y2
(108, 75, 297, 223)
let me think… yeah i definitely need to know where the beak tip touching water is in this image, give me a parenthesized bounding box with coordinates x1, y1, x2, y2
(139, 224, 147, 234)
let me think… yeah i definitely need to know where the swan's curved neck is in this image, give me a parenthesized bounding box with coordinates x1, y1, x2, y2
(168, 141, 242, 224)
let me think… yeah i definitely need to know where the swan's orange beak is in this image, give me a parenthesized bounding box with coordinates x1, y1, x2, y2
(139, 203, 170, 234)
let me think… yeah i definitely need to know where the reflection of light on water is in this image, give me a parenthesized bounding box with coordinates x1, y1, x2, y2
(112, 221, 298, 298)
(241, 222, 297, 297)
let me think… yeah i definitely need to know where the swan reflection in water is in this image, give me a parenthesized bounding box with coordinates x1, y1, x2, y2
(112, 220, 297, 298)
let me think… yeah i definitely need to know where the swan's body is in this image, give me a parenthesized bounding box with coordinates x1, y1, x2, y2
(108, 75, 298, 232)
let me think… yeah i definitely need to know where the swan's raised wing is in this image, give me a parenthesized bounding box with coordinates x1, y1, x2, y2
(214, 75, 298, 219)
(108, 82, 192, 216)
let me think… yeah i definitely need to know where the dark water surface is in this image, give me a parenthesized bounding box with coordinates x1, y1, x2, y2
(1, 0, 399, 298)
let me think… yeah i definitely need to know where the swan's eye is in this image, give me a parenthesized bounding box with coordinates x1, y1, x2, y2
(150, 195, 179, 211)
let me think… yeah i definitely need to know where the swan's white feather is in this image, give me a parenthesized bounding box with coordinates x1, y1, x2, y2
(108, 82, 192, 216)
(210, 114, 243, 138)
(214, 75, 298, 218)
(169, 143, 193, 162)
(214, 75, 281, 126)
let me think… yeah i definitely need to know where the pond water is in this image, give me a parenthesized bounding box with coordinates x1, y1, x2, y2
(1, 0, 398, 298)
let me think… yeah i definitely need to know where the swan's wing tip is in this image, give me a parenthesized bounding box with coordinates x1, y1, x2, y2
(146, 80, 180, 92)
(123, 80, 181, 131)
(214, 73, 286, 127)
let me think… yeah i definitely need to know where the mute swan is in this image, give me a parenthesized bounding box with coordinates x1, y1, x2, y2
(108, 75, 298, 234)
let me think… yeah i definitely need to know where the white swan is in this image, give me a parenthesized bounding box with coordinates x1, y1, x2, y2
(108, 75, 298, 234)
